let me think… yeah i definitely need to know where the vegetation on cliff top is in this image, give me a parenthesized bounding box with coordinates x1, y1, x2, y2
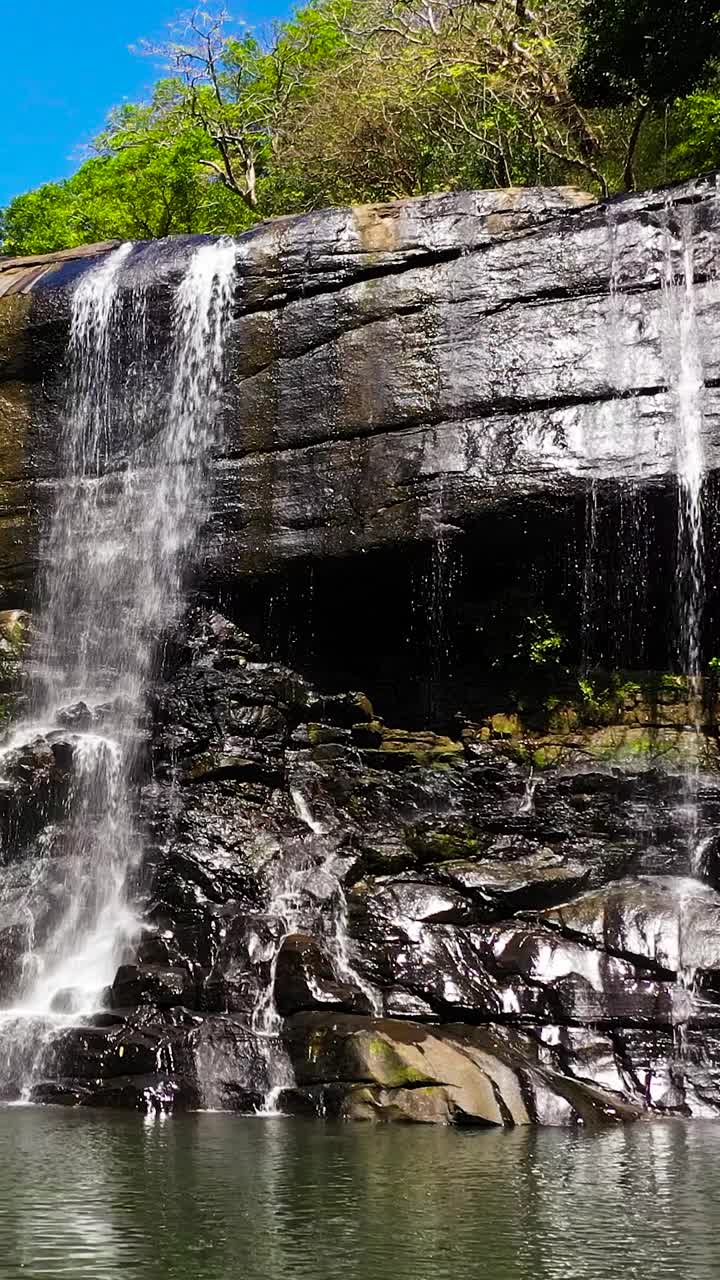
(3, 0, 720, 253)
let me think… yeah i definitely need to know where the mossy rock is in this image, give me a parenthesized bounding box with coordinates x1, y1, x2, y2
(524, 725, 719, 772)
(0, 609, 29, 654)
(584, 726, 717, 769)
(309, 690, 375, 727)
(545, 704, 582, 732)
(364, 1035, 430, 1087)
(181, 751, 280, 784)
(284, 1014, 645, 1128)
(486, 713, 522, 739)
(307, 723, 351, 746)
(350, 719, 384, 749)
(362, 729, 463, 771)
(406, 826, 484, 862)
(471, 669, 720, 769)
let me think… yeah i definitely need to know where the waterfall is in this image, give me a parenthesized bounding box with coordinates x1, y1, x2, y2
(663, 213, 706, 683)
(582, 210, 652, 672)
(661, 206, 707, 851)
(658, 204, 709, 1054)
(0, 238, 236, 1092)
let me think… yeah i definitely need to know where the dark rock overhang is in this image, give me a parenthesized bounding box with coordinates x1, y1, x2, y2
(0, 175, 717, 596)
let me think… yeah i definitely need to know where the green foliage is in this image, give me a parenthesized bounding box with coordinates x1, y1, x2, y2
(0, 184, 80, 256)
(572, 0, 720, 107)
(0, 126, 256, 254)
(574, 671, 641, 725)
(4, 0, 720, 254)
(515, 615, 565, 667)
(668, 88, 720, 178)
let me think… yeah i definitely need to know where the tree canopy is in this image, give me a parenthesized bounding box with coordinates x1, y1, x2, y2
(3, 0, 720, 255)
(571, 0, 720, 107)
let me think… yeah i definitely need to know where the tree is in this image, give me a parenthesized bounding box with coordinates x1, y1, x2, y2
(0, 101, 256, 255)
(135, 5, 352, 210)
(6, 0, 720, 255)
(272, 0, 610, 199)
(668, 84, 720, 179)
(0, 184, 79, 256)
(572, 0, 720, 187)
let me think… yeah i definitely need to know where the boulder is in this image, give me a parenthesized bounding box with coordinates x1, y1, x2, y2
(273, 933, 371, 1017)
(202, 912, 285, 1015)
(283, 1013, 646, 1126)
(110, 964, 195, 1011)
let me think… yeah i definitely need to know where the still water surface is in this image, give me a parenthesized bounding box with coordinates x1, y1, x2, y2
(0, 1109, 717, 1278)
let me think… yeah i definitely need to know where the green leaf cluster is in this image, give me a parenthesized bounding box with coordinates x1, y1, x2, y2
(514, 615, 565, 668)
(4, 0, 720, 256)
(571, 0, 720, 107)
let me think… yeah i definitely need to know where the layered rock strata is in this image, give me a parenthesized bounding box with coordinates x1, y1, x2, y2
(1, 177, 720, 592)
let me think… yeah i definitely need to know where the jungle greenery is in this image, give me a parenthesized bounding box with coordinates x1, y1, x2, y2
(3, 0, 720, 253)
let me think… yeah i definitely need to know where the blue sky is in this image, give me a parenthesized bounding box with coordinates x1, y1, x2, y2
(1, 0, 281, 208)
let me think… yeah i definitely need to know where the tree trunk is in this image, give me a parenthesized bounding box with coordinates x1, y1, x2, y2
(623, 102, 650, 191)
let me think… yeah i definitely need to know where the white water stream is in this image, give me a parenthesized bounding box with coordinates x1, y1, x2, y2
(660, 204, 709, 1049)
(662, 207, 707, 689)
(244, 785, 384, 1113)
(0, 238, 236, 1092)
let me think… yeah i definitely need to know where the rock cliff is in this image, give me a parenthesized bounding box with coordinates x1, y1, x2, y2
(2, 176, 720, 591)
(2, 179, 720, 1126)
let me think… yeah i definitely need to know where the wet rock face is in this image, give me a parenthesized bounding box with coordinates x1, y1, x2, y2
(281, 1014, 646, 1127)
(6, 183, 720, 1123)
(273, 934, 373, 1017)
(3, 176, 720, 592)
(3, 608, 720, 1125)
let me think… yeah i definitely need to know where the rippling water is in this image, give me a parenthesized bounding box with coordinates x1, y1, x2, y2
(0, 1111, 719, 1278)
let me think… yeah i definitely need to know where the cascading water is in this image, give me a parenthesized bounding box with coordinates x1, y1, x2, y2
(659, 204, 709, 1053)
(581, 210, 653, 673)
(243, 785, 382, 1113)
(661, 205, 708, 853)
(0, 237, 236, 1096)
(588, 201, 711, 1056)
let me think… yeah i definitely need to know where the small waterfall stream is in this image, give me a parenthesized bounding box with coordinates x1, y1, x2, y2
(242, 785, 383, 1113)
(586, 199, 712, 1059)
(661, 206, 708, 854)
(0, 238, 236, 1095)
(660, 204, 708, 1050)
(664, 213, 707, 686)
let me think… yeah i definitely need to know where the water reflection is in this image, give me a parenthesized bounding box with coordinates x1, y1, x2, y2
(0, 1111, 719, 1278)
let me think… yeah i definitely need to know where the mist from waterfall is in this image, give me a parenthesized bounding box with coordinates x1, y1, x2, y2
(0, 238, 236, 1087)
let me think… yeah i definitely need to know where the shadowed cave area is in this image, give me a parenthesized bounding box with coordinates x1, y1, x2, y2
(215, 479, 720, 731)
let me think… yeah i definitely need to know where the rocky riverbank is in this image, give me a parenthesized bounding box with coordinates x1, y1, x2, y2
(1, 608, 719, 1124)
